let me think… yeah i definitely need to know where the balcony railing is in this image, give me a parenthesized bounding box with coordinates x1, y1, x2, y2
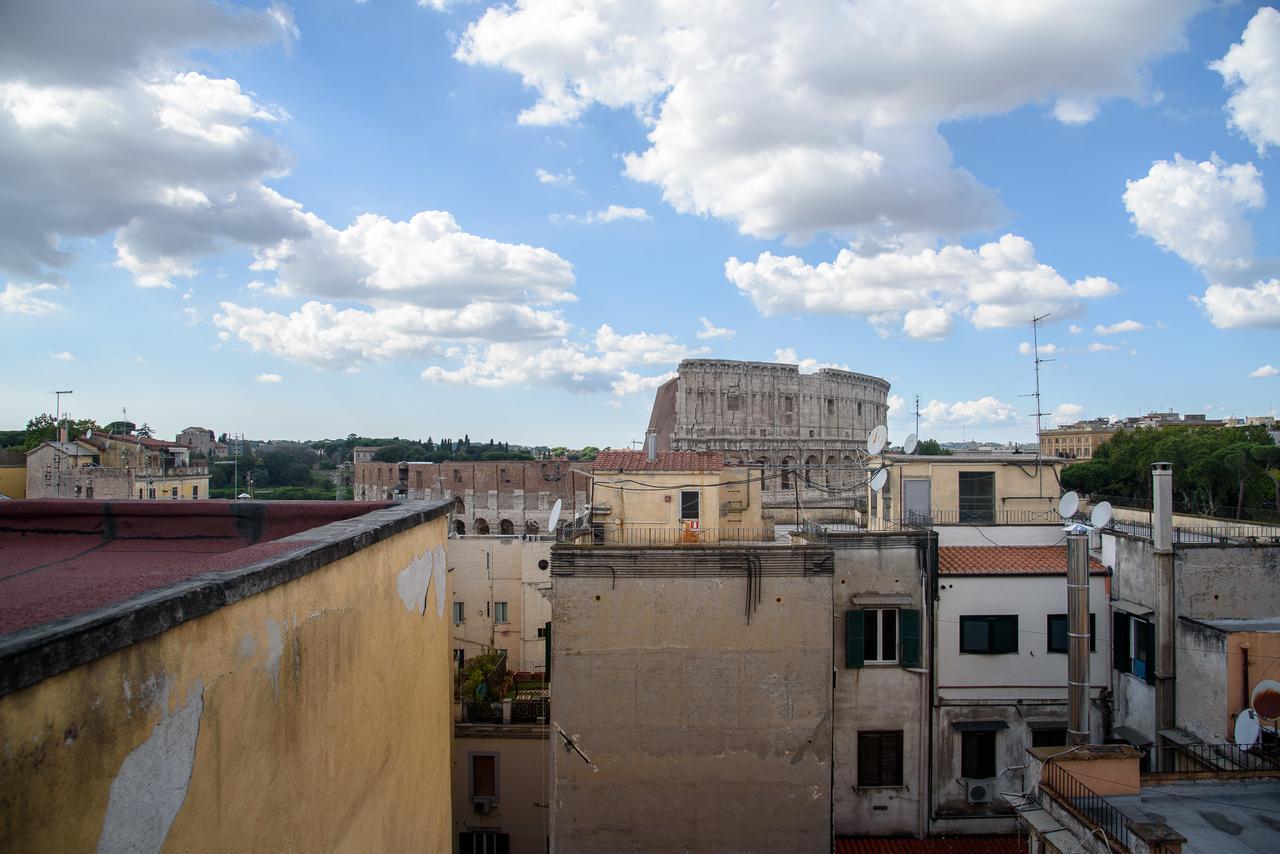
(1040, 759, 1130, 850)
(1148, 741, 1280, 777)
(562, 525, 778, 545)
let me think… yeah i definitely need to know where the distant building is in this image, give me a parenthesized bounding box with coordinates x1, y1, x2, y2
(449, 537, 552, 672)
(1039, 418, 1117, 460)
(27, 432, 210, 500)
(647, 358, 891, 522)
(353, 445, 380, 464)
(24, 440, 116, 499)
(175, 426, 216, 456)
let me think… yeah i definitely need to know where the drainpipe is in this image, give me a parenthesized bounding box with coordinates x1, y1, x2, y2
(1067, 526, 1091, 745)
(1152, 462, 1177, 757)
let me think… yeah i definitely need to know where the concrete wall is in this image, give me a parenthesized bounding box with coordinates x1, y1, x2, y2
(934, 526, 1066, 547)
(1176, 545, 1280, 619)
(831, 533, 930, 838)
(548, 545, 834, 853)
(0, 512, 453, 852)
(449, 537, 552, 671)
(452, 725, 549, 854)
(1176, 619, 1230, 743)
(1115, 667, 1156, 745)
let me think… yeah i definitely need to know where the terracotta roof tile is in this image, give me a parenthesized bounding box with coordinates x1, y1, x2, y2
(939, 546, 1107, 576)
(592, 450, 724, 472)
(836, 836, 1022, 854)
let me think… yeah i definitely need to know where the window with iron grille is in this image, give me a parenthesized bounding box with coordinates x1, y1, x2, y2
(858, 731, 903, 787)
(680, 490, 699, 520)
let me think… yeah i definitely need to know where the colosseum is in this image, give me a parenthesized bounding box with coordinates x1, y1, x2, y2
(646, 359, 891, 520)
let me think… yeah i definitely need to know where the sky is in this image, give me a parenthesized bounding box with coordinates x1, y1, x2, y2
(2, 1, 1278, 448)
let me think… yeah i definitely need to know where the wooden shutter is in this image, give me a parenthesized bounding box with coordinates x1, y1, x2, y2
(845, 610, 864, 668)
(899, 609, 921, 668)
(1113, 611, 1129, 673)
(858, 733, 881, 786)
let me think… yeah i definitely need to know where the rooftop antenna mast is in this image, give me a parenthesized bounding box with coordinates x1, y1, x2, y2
(914, 394, 920, 440)
(53, 390, 73, 424)
(1020, 313, 1054, 497)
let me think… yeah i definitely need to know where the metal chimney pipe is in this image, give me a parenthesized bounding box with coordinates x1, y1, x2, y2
(1152, 462, 1173, 552)
(645, 429, 657, 462)
(1067, 528, 1091, 746)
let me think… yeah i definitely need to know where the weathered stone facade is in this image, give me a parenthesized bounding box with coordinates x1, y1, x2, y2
(353, 459, 588, 536)
(648, 359, 891, 519)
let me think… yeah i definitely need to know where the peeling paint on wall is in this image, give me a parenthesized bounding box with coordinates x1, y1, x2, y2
(397, 550, 433, 615)
(265, 619, 283, 694)
(97, 682, 203, 854)
(434, 545, 447, 618)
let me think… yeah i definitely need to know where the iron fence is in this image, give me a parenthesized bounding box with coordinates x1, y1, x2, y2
(1149, 741, 1280, 775)
(512, 697, 549, 724)
(461, 701, 503, 724)
(1040, 759, 1131, 849)
(567, 526, 779, 546)
(1108, 518, 1280, 545)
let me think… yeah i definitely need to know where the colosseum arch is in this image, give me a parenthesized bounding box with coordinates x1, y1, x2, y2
(499, 519, 515, 536)
(804, 455, 819, 486)
(454, 519, 466, 536)
(474, 518, 490, 535)
(525, 520, 540, 536)
(825, 455, 837, 486)
(454, 496, 464, 514)
(780, 456, 797, 490)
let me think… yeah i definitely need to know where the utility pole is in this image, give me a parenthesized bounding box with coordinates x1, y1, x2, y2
(1021, 314, 1054, 497)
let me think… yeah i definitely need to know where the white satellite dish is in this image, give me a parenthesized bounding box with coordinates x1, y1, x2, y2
(870, 468, 888, 492)
(867, 425, 888, 456)
(1236, 708, 1261, 749)
(85, 429, 92, 439)
(547, 498, 563, 532)
(904, 433, 918, 455)
(1090, 501, 1113, 528)
(1058, 491, 1080, 519)
(1251, 679, 1280, 720)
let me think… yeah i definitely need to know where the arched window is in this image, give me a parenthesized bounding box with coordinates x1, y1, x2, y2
(525, 520, 540, 536)
(842, 455, 853, 488)
(804, 455, 819, 486)
(454, 496, 465, 514)
(454, 519, 466, 536)
(474, 518, 490, 535)
(825, 455, 837, 486)
(499, 519, 515, 536)
(780, 456, 796, 491)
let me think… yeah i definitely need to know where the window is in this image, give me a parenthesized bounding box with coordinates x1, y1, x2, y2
(171, 487, 179, 498)
(536, 626, 547, 639)
(454, 469, 462, 483)
(453, 602, 466, 624)
(470, 753, 498, 799)
(827, 397, 835, 416)
(783, 396, 794, 412)
(139, 488, 144, 499)
(1032, 728, 1068, 748)
(1047, 614, 1097, 653)
(148, 487, 156, 500)
(458, 831, 509, 854)
(727, 394, 741, 412)
(961, 731, 997, 778)
(86, 485, 94, 499)
(958, 472, 995, 522)
(858, 731, 903, 787)
(960, 615, 1018, 654)
(1113, 612, 1155, 684)
(679, 490, 700, 520)
(845, 609, 920, 668)
(191, 485, 197, 499)
(494, 601, 508, 624)
(454, 649, 465, 671)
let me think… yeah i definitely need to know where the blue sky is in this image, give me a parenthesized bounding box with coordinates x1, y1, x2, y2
(2, 1, 1278, 447)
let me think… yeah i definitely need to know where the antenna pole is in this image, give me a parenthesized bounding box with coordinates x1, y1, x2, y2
(53, 390, 74, 425)
(1028, 314, 1054, 497)
(914, 394, 920, 439)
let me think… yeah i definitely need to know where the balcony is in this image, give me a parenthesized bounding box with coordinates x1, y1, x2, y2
(557, 521, 779, 545)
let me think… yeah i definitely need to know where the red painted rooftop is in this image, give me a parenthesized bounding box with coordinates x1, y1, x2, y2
(593, 450, 724, 471)
(939, 546, 1107, 576)
(835, 836, 1021, 854)
(0, 500, 393, 637)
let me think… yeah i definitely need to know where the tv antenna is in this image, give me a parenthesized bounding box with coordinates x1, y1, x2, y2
(1019, 313, 1054, 496)
(53, 390, 73, 424)
(913, 394, 920, 439)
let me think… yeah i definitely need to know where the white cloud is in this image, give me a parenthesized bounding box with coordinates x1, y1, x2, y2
(696, 317, 735, 340)
(773, 348, 850, 374)
(254, 372, 283, 383)
(1123, 154, 1264, 282)
(1018, 341, 1060, 356)
(535, 167, 575, 187)
(457, 0, 1199, 244)
(1211, 8, 1280, 153)
(50, 350, 74, 362)
(1068, 324, 1083, 334)
(0, 282, 62, 315)
(1250, 364, 1279, 378)
(421, 325, 704, 394)
(1199, 280, 1280, 329)
(1049, 402, 1084, 426)
(1087, 342, 1118, 352)
(553, 205, 650, 225)
(887, 394, 906, 417)
(921, 396, 1019, 427)
(902, 307, 952, 340)
(728, 234, 1117, 338)
(1094, 319, 1144, 335)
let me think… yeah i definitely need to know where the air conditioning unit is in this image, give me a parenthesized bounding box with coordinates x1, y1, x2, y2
(473, 799, 496, 815)
(964, 778, 995, 805)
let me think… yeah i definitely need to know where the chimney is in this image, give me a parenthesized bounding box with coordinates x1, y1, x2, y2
(1152, 462, 1173, 552)
(645, 429, 657, 462)
(1066, 527, 1091, 745)
(58, 422, 68, 444)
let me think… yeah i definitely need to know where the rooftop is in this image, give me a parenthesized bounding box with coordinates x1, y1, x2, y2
(1110, 779, 1280, 853)
(593, 450, 725, 471)
(26, 440, 96, 457)
(939, 546, 1107, 575)
(1186, 616, 1280, 633)
(834, 837, 1021, 853)
(0, 499, 450, 695)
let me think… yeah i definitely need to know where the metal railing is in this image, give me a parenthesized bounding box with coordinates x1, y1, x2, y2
(1040, 760, 1131, 850)
(573, 526, 779, 546)
(1148, 742, 1280, 776)
(1108, 518, 1280, 545)
(924, 508, 1063, 525)
(461, 701, 503, 724)
(512, 696, 549, 724)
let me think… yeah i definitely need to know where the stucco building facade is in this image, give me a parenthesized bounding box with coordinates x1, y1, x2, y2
(449, 536, 552, 672)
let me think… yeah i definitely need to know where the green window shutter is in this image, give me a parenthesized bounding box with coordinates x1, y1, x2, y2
(899, 609, 921, 668)
(845, 610, 864, 668)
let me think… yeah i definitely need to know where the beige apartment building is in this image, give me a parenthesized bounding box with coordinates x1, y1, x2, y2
(1039, 418, 1116, 460)
(589, 449, 767, 543)
(449, 536, 552, 673)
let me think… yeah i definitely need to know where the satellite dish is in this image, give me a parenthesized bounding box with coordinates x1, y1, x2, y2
(1251, 679, 1280, 719)
(867, 425, 888, 456)
(903, 433, 918, 455)
(1058, 491, 1080, 519)
(85, 429, 92, 439)
(870, 468, 888, 492)
(547, 498, 563, 532)
(1236, 708, 1261, 749)
(1090, 501, 1113, 528)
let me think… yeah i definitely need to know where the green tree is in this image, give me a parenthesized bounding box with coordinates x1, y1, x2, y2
(22, 413, 101, 451)
(914, 438, 950, 456)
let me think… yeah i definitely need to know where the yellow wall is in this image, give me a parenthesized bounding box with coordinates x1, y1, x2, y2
(0, 516, 452, 852)
(0, 465, 25, 498)
(867, 457, 1061, 527)
(1226, 631, 1280, 737)
(591, 465, 766, 542)
(133, 474, 211, 500)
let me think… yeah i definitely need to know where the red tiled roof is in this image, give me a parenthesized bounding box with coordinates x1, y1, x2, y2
(939, 546, 1106, 576)
(592, 450, 724, 471)
(836, 837, 1021, 854)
